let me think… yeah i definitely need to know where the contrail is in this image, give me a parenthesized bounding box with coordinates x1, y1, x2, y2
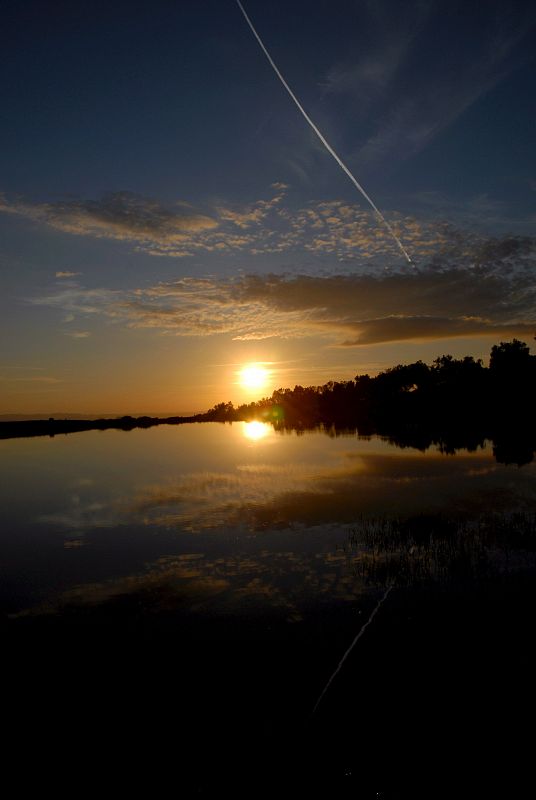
(311, 584, 394, 716)
(235, 1, 414, 266)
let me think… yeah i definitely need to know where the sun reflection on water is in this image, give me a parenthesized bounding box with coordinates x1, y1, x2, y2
(243, 421, 271, 442)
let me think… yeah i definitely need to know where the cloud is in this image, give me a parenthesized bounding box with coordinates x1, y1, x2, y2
(231, 256, 536, 345)
(3, 183, 530, 266)
(1, 185, 486, 264)
(0, 191, 218, 253)
(320, 0, 536, 173)
(216, 182, 288, 229)
(340, 316, 535, 346)
(29, 230, 536, 347)
(1, 188, 292, 258)
(55, 271, 81, 279)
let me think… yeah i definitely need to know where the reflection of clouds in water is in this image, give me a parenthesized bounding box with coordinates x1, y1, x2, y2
(39, 465, 312, 536)
(125, 453, 536, 532)
(127, 464, 325, 531)
(37, 449, 536, 541)
(19, 442, 536, 619)
(22, 538, 363, 620)
(59, 559, 229, 610)
(63, 539, 86, 549)
(39, 499, 113, 534)
(36, 475, 114, 536)
(251, 457, 536, 527)
(72, 477, 95, 487)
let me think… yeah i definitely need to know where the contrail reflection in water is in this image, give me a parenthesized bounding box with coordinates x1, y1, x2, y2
(312, 584, 394, 716)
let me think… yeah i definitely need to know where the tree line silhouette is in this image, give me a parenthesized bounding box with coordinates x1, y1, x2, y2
(2, 339, 534, 464)
(200, 339, 536, 465)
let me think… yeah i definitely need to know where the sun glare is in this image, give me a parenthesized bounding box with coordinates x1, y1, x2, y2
(239, 363, 269, 392)
(243, 421, 271, 441)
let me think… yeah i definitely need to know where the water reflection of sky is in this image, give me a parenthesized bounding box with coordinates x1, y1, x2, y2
(1, 422, 535, 615)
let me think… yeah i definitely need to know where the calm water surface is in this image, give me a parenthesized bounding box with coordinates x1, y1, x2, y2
(2, 421, 535, 618)
(4, 422, 536, 792)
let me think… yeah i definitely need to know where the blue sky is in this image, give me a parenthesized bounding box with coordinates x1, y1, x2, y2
(1, 0, 535, 414)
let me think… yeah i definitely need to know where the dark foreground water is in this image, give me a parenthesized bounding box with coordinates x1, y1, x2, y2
(2, 422, 536, 796)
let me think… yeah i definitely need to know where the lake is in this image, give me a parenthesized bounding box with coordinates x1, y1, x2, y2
(3, 422, 536, 794)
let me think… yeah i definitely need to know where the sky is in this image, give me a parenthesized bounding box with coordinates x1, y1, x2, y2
(1, 0, 535, 416)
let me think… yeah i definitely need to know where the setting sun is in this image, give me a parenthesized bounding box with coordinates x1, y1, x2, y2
(238, 363, 270, 392)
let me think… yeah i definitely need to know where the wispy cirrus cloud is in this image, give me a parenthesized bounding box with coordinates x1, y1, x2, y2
(0, 191, 218, 256)
(29, 231, 536, 347)
(321, 0, 536, 173)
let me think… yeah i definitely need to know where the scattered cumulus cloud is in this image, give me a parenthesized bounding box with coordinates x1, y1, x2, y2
(29, 231, 536, 347)
(0, 185, 505, 264)
(2, 184, 533, 266)
(216, 182, 288, 229)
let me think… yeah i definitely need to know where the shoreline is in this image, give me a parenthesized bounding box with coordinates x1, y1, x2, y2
(0, 414, 198, 439)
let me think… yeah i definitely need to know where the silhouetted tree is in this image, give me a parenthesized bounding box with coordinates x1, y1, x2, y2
(489, 339, 536, 416)
(489, 339, 531, 374)
(221, 339, 535, 463)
